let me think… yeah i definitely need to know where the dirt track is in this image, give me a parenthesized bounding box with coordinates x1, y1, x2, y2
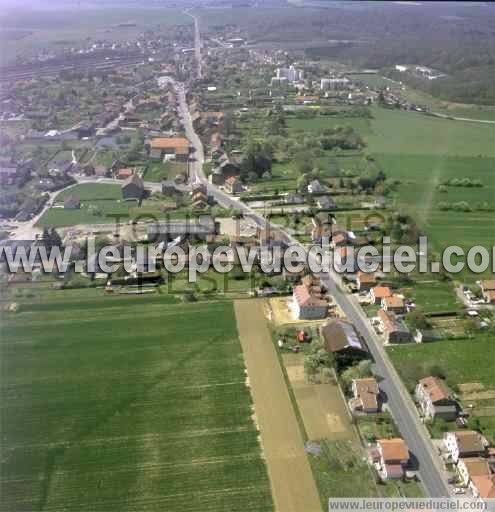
(234, 300, 322, 512)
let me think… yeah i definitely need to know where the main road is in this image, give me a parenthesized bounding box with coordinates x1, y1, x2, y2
(173, 17, 451, 498)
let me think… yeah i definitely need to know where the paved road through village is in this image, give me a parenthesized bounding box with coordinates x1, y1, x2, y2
(175, 13, 451, 498)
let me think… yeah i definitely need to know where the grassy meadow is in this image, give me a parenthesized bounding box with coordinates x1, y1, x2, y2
(144, 161, 187, 183)
(364, 108, 495, 277)
(387, 332, 494, 392)
(0, 292, 273, 511)
(37, 183, 198, 227)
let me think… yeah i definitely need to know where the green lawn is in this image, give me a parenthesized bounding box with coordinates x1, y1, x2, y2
(402, 281, 462, 313)
(144, 162, 187, 183)
(387, 331, 495, 392)
(38, 183, 197, 227)
(308, 439, 379, 503)
(57, 183, 122, 201)
(0, 294, 273, 512)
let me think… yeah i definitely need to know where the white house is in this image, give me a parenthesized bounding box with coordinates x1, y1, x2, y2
(457, 457, 491, 486)
(444, 431, 488, 463)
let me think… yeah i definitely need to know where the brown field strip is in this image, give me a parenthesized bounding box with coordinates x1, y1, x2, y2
(234, 300, 322, 512)
(283, 353, 356, 442)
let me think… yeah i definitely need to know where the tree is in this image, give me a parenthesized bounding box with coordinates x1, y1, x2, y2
(405, 308, 430, 331)
(294, 151, 314, 175)
(340, 360, 373, 392)
(240, 140, 273, 179)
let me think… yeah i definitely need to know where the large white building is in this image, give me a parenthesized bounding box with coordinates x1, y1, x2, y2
(320, 77, 350, 91)
(276, 65, 304, 83)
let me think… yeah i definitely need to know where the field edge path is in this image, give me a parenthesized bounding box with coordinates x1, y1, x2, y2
(234, 299, 322, 512)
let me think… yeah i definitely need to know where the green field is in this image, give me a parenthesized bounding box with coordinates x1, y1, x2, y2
(361, 108, 495, 278)
(144, 162, 187, 183)
(367, 107, 495, 157)
(402, 281, 462, 313)
(0, 293, 273, 511)
(287, 116, 372, 135)
(38, 183, 198, 227)
(387, 332, 495, 392)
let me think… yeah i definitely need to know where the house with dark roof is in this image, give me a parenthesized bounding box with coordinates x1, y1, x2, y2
(122, 175, 144, 201)
(161, 180, 182, 197)
(321, 320, 368, 367)
(316, 195, 336, 210)
(357, 271, 377, 292)
(307, 179, 324, 194)
(63, 196, 81, 210)
(415, 376, 458, 421)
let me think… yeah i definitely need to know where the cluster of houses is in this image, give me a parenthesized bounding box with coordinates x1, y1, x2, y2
(318, 318, 413, 481)
(414, 375, 494, 497)
(444, 431, 494, 498)
(356, 271, 415, 345)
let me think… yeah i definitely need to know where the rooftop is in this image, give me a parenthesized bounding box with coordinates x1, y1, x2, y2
(418, 376, 453, 403)
(378, 438, 409, 462)
(149, 137, 190, 150)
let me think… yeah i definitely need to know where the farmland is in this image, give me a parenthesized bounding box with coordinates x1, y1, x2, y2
(364, 109, 495, 277)
(0, 293, 273, 511)
(367, 107, 495, 157)
(37, 183, 201, 227)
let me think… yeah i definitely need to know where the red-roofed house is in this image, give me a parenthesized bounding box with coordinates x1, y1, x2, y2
(415, 376, 458, 421)
(382, 294, 406, 315)
(457, 457, 491, 486)
(149, 137, 190, 161)
(377, 438, 410, 480)
(292, 283, 327, 320)
(370, 286, 392, 305)
(470, 475, 495, 500)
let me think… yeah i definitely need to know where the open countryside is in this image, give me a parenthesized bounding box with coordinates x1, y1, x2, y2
(0, 296, 273, 511)
(1, 1, 495, 510)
